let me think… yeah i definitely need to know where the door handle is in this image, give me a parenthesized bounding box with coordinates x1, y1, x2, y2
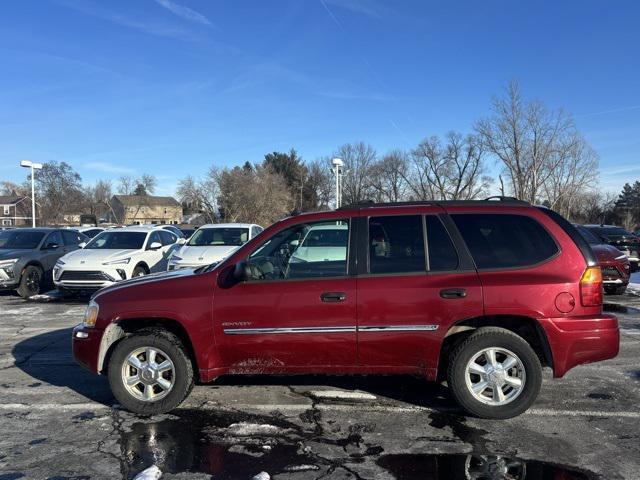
(321, 292, 346, 302)
(439, 288, 467, 299)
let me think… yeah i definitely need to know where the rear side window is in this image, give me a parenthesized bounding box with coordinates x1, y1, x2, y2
(452, 214, 558, 269)
(426, 216, 458, 271)
(368, 215, 425, 274)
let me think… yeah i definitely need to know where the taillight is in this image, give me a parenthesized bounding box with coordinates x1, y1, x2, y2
(580, 266, 603, 307)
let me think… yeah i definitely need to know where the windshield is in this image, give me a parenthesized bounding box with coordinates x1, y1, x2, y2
(597, 227, 633, 236)
(85, 231, 147, 250)
(575, 226, 600, 245)
(0, 230, 45, 249)
(188, 227, 249, 247)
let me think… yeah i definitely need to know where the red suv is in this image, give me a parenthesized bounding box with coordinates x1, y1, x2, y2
(72, 199, 619, 419)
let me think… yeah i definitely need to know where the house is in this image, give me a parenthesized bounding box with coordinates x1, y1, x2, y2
(0, 194, 34, 227)
(107, 195, 183, 225)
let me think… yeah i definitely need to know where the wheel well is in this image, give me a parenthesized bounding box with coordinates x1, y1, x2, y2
(22, 261, 44, 273)
(437, 315, 553, 381)
(134, 262, 150, 273)
(98, 317, 199, 379)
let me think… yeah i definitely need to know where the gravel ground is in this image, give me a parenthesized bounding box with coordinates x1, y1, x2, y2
(0, 290, 639, 479)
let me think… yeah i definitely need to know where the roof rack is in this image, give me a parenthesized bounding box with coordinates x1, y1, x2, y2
(338, 197, 530, 210)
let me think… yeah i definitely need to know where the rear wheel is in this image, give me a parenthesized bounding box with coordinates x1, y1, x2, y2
(17, 265, 43, 298)
(447, 327, 542, 419)
(108, 329, 194, 415)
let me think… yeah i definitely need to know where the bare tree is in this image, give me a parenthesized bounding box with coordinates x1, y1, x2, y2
(306, 158, 334, 210)
(475, 80, 578, 203)
(407, 132, 491, 200)
(118, 176, 136, 195)
(335, 142, 377, 205)
(176, 170, 220, 223)
(369, 150, 409, 202)
(139, 174, 157, 194)
(1, 181, 28, 196)
(217, 165, 293, 226)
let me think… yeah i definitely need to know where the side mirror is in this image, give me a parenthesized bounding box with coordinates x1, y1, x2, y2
(148, 241, 162, 250)
(233, 261, 249, 282)
(290, 240, 299, 247)
(78, 242, 86, 249)
(177, 238, 186, 245)
(45, 242, 59, 250)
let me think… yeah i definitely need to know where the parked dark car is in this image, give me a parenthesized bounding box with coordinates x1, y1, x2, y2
(0, 228, 88, 298)
(575, 225, 630, 294)
(583, 225, 640, 272)
(73, 199, 619, 419)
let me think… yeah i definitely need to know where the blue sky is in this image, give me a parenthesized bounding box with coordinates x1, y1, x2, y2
(1, 0, 639, 196)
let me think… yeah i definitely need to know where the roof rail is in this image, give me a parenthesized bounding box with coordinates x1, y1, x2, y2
(338, 197, 530, 210)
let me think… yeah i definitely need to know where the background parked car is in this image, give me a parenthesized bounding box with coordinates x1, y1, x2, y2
(583, 225, 640, 272)
(168, 223, 262, 271)
(575, 225, 630, 294)
(54, 226, 179, 293)
(72, 226, 105, 239)
(0, 228, 88, 297)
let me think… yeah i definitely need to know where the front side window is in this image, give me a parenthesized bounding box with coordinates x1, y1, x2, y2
(247, 220, 349, 280)
(85, 232, 147, 250)
(45, 231, 64, 248)
(189, 227, 249, 247)
(62, 230, 85, 246)
(452, 214, 559, 269)
(368, 215, 425, 274)
(159, 231, 177, 245)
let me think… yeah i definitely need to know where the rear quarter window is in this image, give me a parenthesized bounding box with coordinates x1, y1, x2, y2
(452, 214, 558, 269)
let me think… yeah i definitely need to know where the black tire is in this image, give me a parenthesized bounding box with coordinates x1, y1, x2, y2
(17, 265, 43, 298)
(132, 264, 149, 277)
(447, 327, 542, 419)
(605, 285, 627, 295)
(107, 329, 194, 415)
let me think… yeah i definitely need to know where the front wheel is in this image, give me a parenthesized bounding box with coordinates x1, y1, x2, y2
(108, 329, 194, 415)
(447, 327, 542, 419)
(17, 265, 43, 298)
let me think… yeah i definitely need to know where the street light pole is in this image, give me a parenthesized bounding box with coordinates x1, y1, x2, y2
(20, 160, 43, 227)
(331, 158, 344, 209)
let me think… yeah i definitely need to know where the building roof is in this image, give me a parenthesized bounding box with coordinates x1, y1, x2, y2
(0, 195, 26, 205)
(112, 195, 181, 207)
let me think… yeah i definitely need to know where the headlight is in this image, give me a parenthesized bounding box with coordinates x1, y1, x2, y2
(83, 300, 99, 328)
(0, 258, 18, 269)
(169, 255, 183, 262)
(55, 258, 65, 266)
(102, 257, 130, 265)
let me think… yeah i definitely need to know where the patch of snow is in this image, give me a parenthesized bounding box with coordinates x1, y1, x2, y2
(284, 464, 320, 472)
(251, 472, 270, 480)
(627, 282, 640, 296)
(226, 422, 290, 436)
(310, 390, 377, 400)
(133, 465, 162, 480)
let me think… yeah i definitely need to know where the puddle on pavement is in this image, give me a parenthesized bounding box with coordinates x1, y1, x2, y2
(117, 409, 599, 479)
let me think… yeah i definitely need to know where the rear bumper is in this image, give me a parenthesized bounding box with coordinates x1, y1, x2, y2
(72, 324, 103, 373)
(539, 314, 619, 378)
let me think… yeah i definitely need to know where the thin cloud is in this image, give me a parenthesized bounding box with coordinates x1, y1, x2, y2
(323, 0, 386, 19)
(84, 162, 135, 174)
(153, 0, 213, 27)
(320, 0, 344, 30)
(576, 104, 640, 118)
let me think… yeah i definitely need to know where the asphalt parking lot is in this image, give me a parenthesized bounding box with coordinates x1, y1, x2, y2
(1, 292, 639, 480)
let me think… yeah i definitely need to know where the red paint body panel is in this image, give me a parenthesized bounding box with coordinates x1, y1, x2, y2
(71, 204, 620, 388)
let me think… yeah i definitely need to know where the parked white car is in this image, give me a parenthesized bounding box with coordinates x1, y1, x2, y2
(290, 223, 348, 263)
(167, 223, 263, 271)
(53, 226, 179, 291)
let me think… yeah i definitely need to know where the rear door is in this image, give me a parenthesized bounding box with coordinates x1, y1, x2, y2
(356, 208, 483, 374)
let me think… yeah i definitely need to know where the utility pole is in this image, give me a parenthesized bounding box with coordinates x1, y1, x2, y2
(20, 160, 43, 227)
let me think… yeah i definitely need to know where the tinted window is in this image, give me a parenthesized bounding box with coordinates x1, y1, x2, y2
(368, 215, 425, 274)
(248, 220, 349, 280)
(159, 231, 177, 245)
(0, 230, 45, 249)
(82, 229, 103, 238)
(85, 232, 147, 250)
(62, 230, 85, 245)
(452, 214, 558, 269)
(575, 225, 600, 245)
(148, 232, 161, 247)
(426, 216, 458, 271)
(45, 231, 64, 248)
(251, 226, 262, 238)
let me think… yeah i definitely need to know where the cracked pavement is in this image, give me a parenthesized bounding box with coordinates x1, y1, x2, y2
(1, 291, 640, 479)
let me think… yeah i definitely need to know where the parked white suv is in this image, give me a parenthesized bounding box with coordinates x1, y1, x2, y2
(53, 226, 179, 291)
(167, 223, 262, 271)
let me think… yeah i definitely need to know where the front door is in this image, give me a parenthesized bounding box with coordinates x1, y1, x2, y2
(356, 211, 483, 373)
(213, 217, 357, 371)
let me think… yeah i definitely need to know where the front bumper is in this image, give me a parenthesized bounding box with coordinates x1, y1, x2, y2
(72, 324, 103, 373)
(54, 266, 124, 289)
(539, 314, 619, 378)
(0, 267, 19, 289)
